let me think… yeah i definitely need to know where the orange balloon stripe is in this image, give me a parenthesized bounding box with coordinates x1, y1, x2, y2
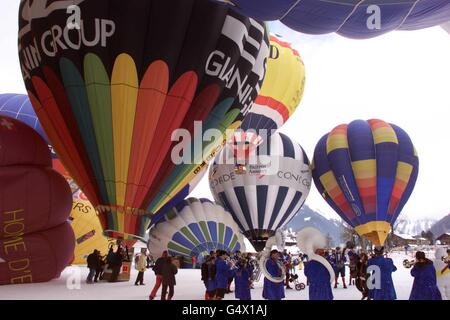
(125, 61, 169, 208)
(132, 71, 198, 208)
(368, 118, 390, 130)
(254, 95, 290, 122)
(141, 83, 221, 211)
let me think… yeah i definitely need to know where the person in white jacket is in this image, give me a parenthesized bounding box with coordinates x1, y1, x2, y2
(434, 248, 450, 300)
(135, 248, 148, 286)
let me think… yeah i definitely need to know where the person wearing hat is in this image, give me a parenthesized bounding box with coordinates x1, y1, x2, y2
(367, 246, 397, 300)
(262, 249, 285, 300)
(409, 251, 442, 300)
(149, 250, 168, 300)
(304, 249, 334, 300)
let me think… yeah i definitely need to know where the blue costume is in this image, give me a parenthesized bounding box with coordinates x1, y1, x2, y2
(234, 264, 253, 300)
(304, 260, 333, 300)
(215, 258, 229, 289)
(331, 252, 346, 277)
(409, 261, 442, 300)
(367, 255, 397, 300)
(262, 259, 285, 300)
(205, 264, 216, 294)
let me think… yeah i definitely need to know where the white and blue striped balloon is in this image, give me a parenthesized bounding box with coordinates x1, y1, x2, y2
(209, 132, 312, 251)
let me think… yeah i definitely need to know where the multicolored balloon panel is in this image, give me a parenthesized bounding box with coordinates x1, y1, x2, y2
(312, 119, 419, 245)
(209, 132, 312, 251)
(18, 0, 270, 240)
(147, 198, 244, 265)
(212, 0, 450, 39)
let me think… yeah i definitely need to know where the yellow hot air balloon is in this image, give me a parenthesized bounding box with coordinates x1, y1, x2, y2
(239, 34, 305, 135)
(69, 198, 115, 264)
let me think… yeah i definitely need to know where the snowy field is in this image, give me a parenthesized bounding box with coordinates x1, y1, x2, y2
(0, 253, 420, 300)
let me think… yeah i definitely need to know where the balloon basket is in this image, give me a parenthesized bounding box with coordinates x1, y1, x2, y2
(102, 262, 132, 282)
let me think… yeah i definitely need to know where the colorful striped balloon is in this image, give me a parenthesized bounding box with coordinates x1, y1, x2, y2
(18, 0, 270, 240)
(147, 198, 244, 266)
(210, 132, 312, 251)
(212, 0, 450, 39)
(0, 94, 47, 141)
(312, 119, 419, 246)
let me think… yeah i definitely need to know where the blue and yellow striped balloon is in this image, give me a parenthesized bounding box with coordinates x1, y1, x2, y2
(312, 119, 419, 245)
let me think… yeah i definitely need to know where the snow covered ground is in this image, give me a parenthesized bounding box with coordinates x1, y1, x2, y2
(0, 253, 417, 300)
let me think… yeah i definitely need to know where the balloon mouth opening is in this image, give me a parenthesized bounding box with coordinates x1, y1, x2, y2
(245, 230, 275, 252)
(103, 230, 145, 243)
(354, 221, 391, 246)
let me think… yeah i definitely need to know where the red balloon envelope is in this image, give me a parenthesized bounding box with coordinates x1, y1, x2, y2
(0, 115, 74, 285)
(0, 222, 75, 285)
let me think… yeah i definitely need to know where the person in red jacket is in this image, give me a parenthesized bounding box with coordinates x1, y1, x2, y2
(149, 251, 168, 300)
(192, 255, 197, 269)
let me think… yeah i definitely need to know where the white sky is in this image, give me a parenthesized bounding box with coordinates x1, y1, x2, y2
(1, 1, 449, 221)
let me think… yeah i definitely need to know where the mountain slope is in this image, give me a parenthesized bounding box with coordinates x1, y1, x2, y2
(430, 213, 450, 238)
(285, 205, 344, 246)
(394, 218, 437, 236)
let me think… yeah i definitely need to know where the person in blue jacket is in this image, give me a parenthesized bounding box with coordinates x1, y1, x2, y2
(262, 250, 285, 300)
(367, 246, 397, 300)
(234, 257, 254, 300)
(331, 247, 347, 288)
(409, 251, 442, 300)
(304, 249, 334, 300)
(201, 256, 216, 300)
(215, 250, 231, 300)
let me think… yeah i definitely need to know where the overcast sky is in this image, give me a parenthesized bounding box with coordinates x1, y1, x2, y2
(1, 1, 449, 222)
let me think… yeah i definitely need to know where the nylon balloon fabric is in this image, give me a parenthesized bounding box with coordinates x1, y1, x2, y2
(212, 0, 450, 39)
(312, 119, 419, 246)
(209, 132, 312, 251)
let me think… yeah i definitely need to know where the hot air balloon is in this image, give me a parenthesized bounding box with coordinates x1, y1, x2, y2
(209, 132, 312, 251)
(312, 119, 419, 246)
(0, 116, 72, 238)
(147, 198, 245, 266)
(229, 34, 305, 162)
(69, 198, 115, 264)
(18, 0, 270, 240)
(0, 116, 74, 285)
(213, 0, 450, 39)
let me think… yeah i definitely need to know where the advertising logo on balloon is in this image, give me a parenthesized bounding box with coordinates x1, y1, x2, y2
(19, 1, 115, 80)
(205, 15, 268, 114)
(1, 208, 33, 284)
